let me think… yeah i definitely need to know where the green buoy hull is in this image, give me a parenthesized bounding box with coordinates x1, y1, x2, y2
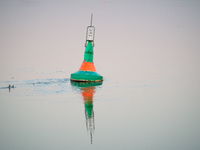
(70, 71, 103, 82)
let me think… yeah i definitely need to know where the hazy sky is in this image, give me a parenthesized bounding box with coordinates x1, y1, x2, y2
(0, 0, 199, 74)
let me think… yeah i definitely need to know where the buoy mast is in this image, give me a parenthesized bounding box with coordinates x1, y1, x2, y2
(85, 14, 95, 47)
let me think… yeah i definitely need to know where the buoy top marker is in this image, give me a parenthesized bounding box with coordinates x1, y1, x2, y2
(85, 14, 95, 47)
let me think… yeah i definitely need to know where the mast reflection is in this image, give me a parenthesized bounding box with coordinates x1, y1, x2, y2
(70, 81, 102, 144)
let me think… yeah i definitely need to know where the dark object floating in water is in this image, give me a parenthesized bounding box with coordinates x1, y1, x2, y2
(8, 84, 14, 91)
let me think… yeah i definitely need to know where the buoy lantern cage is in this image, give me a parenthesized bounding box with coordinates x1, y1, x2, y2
(70, 14, 103, 82)
(85, 14, 95, 47)
(85, 26, 95, 47)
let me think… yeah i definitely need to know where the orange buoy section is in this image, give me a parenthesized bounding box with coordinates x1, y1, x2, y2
(81, 86, 95, 102)
(79, 61, 97, 72)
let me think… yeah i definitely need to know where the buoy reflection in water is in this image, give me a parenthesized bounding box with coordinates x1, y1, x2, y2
(70, 81, 102, 144)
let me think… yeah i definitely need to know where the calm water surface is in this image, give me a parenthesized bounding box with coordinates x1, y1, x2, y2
(0, 0, 200, 150)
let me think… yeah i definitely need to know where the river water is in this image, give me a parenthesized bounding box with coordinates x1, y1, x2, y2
(0, 0, 200, 150)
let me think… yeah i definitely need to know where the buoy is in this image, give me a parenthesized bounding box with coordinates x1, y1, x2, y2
(70, 14, 103, 82)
